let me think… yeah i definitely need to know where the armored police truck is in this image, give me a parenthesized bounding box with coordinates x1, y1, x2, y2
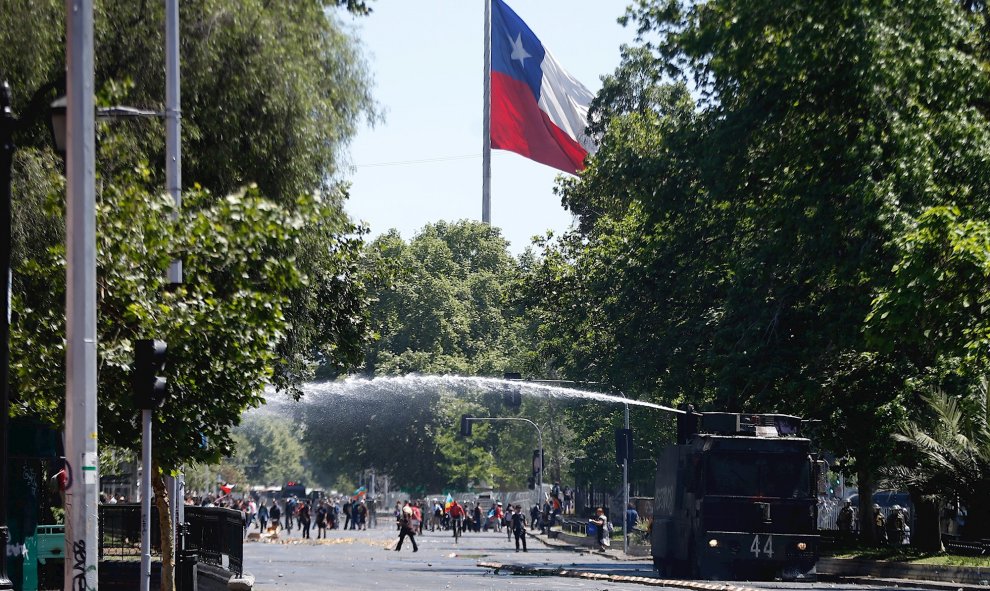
(652, 410, 819, 581)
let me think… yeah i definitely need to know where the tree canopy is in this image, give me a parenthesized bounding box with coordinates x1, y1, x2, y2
(300, 221, 544, 492)
(1, 0, 377, 468)
(523, 0, 990, 537)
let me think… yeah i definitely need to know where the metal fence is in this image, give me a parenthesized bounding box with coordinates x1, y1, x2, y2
(99, 503, 161, 560)
(98, 503, 244, 576)
(185, 505, 244, 576)
(942, 534, 990, 556)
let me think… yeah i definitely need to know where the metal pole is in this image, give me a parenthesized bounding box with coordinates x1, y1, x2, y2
(175, 470, 185, 526)
(537, 428, 543, 518)
(140, 410, 152, 591)
(481, 0, 492, 224)
(465, 416, 543, 509)
(64, 0, 99, 588)
(0, 81, 16, 591)
(623, 402, 629, 555)
(165, 0, 182, 284)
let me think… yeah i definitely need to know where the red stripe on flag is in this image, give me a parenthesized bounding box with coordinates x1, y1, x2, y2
(490, 71, 588, 174)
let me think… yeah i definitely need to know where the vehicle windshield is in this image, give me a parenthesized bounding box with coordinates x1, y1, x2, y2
(705, 452, 811, 498)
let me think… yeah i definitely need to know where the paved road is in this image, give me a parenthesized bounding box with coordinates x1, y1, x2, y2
(243, 525, 931, 591)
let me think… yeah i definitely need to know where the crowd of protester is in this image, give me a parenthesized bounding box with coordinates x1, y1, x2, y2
(147, 480, 602, 547)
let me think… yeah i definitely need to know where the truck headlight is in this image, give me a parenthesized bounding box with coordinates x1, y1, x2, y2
(796, 542, 808, 551)
(708, 539, 719, 548)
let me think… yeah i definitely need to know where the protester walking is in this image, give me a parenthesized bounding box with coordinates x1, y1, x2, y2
(395, 502, 419, 552)
(258, 502, 269, 533)
(269, 501, 281, 533)
(299, 501, 312, 539)
(316, 502, 328, 539)
(511, 505, 528, 552)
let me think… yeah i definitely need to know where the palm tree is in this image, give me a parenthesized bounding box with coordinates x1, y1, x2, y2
(891, 380, 990, 540)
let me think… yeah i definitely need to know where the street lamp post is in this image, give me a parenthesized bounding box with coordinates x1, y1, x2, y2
(621, 396, 630, 556)
(504, 375, 633, 552)
(464, 417, 543, 509)
(0, 81, 17, 591)
(63, 0, 100, 587)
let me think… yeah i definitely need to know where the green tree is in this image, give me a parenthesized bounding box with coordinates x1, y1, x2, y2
(892, 383, 990, 538)
(231, 414, 311, 487)
(0, 0, 379, 394)
(2, 2, 377, 584)
(301, 221, 546, 492)
(527, 0, 990, 542)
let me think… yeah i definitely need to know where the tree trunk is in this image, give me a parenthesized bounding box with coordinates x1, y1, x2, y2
(858, 466, 876, 546)
(909, 490, 942, 552)
(152, 459, 175, 591)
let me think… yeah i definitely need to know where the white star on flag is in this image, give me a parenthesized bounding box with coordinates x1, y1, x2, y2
(508, 33, 531, 68)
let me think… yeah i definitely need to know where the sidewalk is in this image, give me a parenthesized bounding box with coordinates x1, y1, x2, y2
(519, 529, 990, 590)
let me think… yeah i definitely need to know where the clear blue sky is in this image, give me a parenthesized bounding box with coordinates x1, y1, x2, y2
(341, 1, 637, 254)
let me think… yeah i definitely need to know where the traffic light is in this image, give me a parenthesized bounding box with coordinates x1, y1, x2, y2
(503, 372, 522, 408)
(502, 389, 521, 408)
(460, 414, 473, 437)
(527, 476, 535, 490)
(133, 339, 167, 409)
(615, 428, 633, 467)
(532, 449, 543, 477)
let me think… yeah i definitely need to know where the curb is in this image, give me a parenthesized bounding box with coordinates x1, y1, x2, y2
(525, 529, 652, 561)
(822, 574, 989, 591)
(477, 561, 760, 591)
(819, 558, 990, 588)
(228, 573, 255, 591)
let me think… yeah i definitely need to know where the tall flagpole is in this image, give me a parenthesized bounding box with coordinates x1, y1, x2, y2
(482, 0, 492, 224)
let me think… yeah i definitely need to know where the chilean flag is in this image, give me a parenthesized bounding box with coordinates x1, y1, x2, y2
(490, 0, 596, 174)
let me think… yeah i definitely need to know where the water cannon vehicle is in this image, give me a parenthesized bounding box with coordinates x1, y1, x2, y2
(652, 408, 820, 581)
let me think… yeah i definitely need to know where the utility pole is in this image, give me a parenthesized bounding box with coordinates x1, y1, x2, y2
(140, 409, 153, 591)
(63, 0, 99, 588)
(623, 401, 629, 555)
(462, 416, 543, 508)
(0, 81, 17, 591)
(165, 0, 182, 285)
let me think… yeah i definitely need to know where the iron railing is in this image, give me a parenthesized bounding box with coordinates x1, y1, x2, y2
(184, 505, 243, 576)
(99, 503, 161, 560)
(941, 534, 990, 556)
(99, 503, 243, 576)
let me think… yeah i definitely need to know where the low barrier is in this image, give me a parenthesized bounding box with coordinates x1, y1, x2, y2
(942, 534, 990, 556)
(99, 503, 161, 560)
(185, 505, 244, 577)
(99, 503, 244, 578)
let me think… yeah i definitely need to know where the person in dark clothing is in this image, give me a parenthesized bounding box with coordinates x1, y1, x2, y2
(625, 503, 639, 536)
(395, 502, 418, 552)
(284, 497, 296, 533)
(355, 501, 368, 530)
(342, 500, 352, 530)
(258, 502, 269, 533)
(268, 501, 281, 533)
(299, 502, 312, 539)
(315, 502, 328, 539)
(530, 504, 540, 531)
(511, 505, 528, 552)
(473, 505, 482, 532)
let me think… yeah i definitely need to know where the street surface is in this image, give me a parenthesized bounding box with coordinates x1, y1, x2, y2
(243, 523, 934, 591)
